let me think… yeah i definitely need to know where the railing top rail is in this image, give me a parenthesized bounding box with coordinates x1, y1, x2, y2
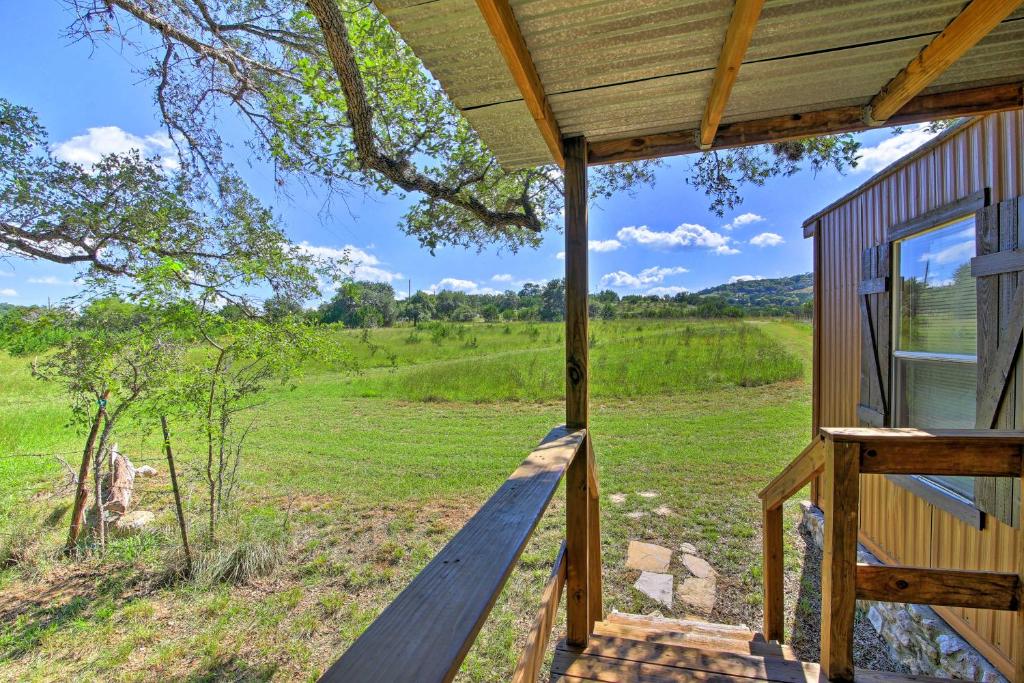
(821, 427, 1024, 445)
(759, 438, 825, 508)
(319, 425, 586, 683)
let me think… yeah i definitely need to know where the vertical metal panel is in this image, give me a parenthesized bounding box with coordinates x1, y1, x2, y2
(815, 110, 1024, 676)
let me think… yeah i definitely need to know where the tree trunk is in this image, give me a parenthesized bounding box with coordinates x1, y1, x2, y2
(93, 419, 115, 549)
(161, 416, 192, 573)
(64, 391, 108, 555)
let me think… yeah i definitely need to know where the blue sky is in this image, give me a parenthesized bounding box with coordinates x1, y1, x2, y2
(0, 2, 941, 306)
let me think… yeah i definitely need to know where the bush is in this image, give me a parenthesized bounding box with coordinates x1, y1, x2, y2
(191, 522, 289, 586)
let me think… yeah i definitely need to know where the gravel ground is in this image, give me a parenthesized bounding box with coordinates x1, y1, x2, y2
(787, 525, 910, 673)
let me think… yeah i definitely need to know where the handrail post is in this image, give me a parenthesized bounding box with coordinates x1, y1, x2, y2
(564, 134, 592, 646)
(762, 499, 785, 642)
(586, 437, 603, 631)
(1016, 452, 1024, 683)
(820, 437, 860, 682)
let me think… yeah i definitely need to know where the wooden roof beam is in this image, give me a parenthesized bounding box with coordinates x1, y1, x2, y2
(476, 0, 565, 167)
(588, 82, 1023, 165)
(865, 0, 1024, 124)
(699, 0, 765, 150)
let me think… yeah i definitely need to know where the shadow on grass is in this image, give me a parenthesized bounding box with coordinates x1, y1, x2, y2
(0, 564, 168, 663)
(184, 655, 278, 682)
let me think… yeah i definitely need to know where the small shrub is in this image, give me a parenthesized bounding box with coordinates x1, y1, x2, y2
(192, 523, 289, 586)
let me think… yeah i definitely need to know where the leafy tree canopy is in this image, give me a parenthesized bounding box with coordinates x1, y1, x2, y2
(0, 98, 336, 311)
(63, 0, 871, 264)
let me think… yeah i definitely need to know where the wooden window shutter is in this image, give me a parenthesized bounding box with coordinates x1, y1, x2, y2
(858, 243, 892, 427)
(973, 197, 1023, 527)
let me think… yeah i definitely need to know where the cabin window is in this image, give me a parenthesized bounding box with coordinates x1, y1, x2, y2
(892, 215, 977, 500)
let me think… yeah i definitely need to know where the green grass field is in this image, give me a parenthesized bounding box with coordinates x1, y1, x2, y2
(0, 318, 813, 682)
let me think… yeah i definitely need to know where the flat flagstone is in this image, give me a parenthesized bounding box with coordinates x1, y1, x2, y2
(683, 553, 716, 579)
(677, 576, 716, 612)
(680, 542, 698, 554)
(609, 493, 626, 504)
(626, 540, 672, 572)
(638, 490, 659, 498)
(654, 505, 673, 517)
(625, 510, 646, 519)
(634, 571, 673, 608)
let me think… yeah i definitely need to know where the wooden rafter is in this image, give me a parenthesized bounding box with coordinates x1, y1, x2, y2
(699, 0, 764, 150)
(588, 82, 1023, 165)
(866, 0, 1024, 123)
(476, 0, 565, 167)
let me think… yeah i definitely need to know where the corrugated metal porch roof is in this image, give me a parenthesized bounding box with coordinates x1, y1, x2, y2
(376, 0, 1024, 169)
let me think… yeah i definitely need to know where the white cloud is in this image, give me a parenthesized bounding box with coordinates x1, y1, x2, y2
(491, 273, 515, 282)
(729, 275, 765, 284)
(646, 286, 689, 296)
(296, 242, 403, 284)
(28, 276, 75, 286)
(554, 241, 620, 259)
(427, 278, 499, 295)
(589, 239, 622, 252)
(920, 239, 974, 266)
(0, 288, 17, 297)
(722, 212, 765, 231)
(599, 265, 688, 289)
(0, 271, 12, 277)
(856, 124, 941, 173)
(53, 126, 180, 171)
(749, 232, 785, 247)
(617, 223, 737, 254)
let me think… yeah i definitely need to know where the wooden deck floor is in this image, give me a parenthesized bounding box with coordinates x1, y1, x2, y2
(550, 613, 947, 683)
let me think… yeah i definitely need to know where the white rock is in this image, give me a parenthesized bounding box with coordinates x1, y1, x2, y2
(113, 510, 155, 533)
(677, 576, 716, 612)
(136, 465, 158, 477)
(626, 541, 671, 573)
(682, 553, 716, 578)
(634, 571, 673, 608)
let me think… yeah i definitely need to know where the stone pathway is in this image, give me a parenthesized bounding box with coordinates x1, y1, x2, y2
(622, 491, 718, 615)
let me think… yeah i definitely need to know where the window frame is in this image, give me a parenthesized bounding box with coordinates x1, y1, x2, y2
(887, 213, 983, 529)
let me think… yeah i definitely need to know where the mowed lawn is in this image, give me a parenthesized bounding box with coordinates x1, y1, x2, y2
(0, 319, 813, 682)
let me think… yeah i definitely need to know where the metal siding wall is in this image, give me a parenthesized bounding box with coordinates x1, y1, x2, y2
(815, 110, 1024, 675)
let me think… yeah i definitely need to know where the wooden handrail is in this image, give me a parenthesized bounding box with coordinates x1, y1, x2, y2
(759, 438, 826, 510)
(856, 564, 1019, 611)
(761, 427, 1024, 681)
(512, 541, 567, 683)
(822, 427, 1024, 477)
(320, 426, 586, 683)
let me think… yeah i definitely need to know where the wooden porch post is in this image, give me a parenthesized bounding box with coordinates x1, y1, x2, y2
(820, 438, 859, 682)
(564, 135, 598, 646)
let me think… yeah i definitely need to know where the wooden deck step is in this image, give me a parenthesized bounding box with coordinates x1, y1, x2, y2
(550, 616, 956, 683)
(594, 622, 796, 660)
(604, 612, 762, 642)
(552, 635, 820, 683)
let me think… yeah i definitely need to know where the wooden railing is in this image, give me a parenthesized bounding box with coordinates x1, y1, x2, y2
(319, 425, 600, 683)
(760, 427, 1024, 682)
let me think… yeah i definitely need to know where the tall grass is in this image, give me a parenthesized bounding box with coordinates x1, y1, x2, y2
(333, 321, 802, 402)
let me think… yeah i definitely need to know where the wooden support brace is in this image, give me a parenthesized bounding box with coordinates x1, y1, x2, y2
(856, 564, 1019, 610)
